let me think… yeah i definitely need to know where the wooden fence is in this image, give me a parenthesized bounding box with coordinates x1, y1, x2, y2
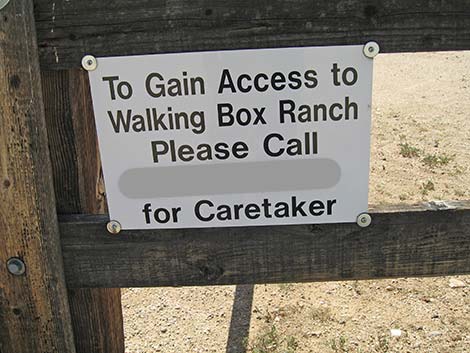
(1, 0, 469, 352)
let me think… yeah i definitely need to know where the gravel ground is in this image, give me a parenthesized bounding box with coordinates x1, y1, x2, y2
(123, 51, 470, 353)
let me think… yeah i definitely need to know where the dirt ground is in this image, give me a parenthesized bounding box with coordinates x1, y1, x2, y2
(123, 51, 470, 353)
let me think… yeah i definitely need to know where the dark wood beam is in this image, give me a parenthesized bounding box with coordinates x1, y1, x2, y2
(59, 201, 470, 288)
(33, 0, 470, 69)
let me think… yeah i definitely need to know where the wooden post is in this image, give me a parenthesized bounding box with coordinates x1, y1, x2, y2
(0, 0, 76, 352)
(41, 69, 125, 353)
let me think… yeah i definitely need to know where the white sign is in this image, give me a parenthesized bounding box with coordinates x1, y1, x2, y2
(87, 45, 373, 229)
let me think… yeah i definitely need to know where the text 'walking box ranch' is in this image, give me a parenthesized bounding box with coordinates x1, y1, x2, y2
(87, 45, 373, 229)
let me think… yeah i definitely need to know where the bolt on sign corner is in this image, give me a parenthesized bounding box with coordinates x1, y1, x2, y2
(87, 45, 374, 229)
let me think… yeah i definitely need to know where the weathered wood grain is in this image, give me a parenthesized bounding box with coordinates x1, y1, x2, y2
(0, 1, 75, 352)
(41, 69, 124, 353)
(34, 0, 470, 69)
(59, 201, 470, 288)
(41, 70, 81, 213)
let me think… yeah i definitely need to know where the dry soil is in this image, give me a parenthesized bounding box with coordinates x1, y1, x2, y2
(123, 51, 470, 353)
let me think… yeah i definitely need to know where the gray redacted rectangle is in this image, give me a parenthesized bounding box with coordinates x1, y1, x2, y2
(118, 159, 341, 199)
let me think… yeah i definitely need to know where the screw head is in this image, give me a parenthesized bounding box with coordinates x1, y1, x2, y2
(356, 213, 372, 228)
(81, 55, 98, 71)
(0, 0, 10, 10)
(7, 257, 26, 276)
(363, 41, 380, 58)
(107, 220, 122, 234)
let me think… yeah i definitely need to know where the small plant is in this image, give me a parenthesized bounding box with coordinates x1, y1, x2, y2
(249, 325, 299, 353)
(399, 142, 421, 158)
(260, 308, 276, 324)
(375, 335, 390, 353)
(329, 336, 348, 353)
(351, 281, 361, 295)
(257, 305, 298, 324)
(250, 325, 279, 353)
(422, 153, 453, 168)
(420, 180, 435, 196)
(450, 165, 463, 176)
(398, 193, 408, 201)
(455, 189, 465, 197)
(286, 336, 299, 353)
(311, 306, 334, 322)
(278, 283, 294, 294)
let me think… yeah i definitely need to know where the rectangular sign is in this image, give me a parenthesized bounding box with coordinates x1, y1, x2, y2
(87, 45, 373, 229)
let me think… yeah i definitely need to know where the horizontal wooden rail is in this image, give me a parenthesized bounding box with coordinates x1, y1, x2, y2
(34, 0, 470, 69)
(59, 201, 470, 288)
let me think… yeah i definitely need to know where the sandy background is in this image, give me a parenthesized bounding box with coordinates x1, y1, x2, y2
(123, 51, 470, 353)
